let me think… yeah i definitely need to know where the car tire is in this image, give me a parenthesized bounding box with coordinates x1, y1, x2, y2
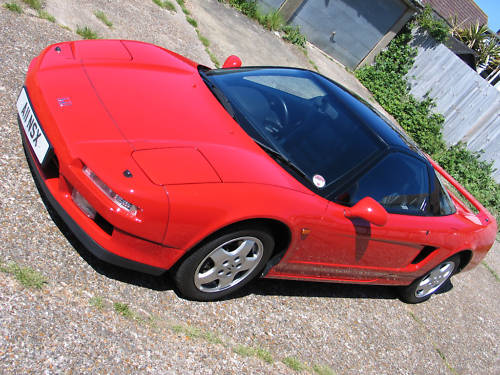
(399, 254, 461, 304)
(173, 227, 274, 301)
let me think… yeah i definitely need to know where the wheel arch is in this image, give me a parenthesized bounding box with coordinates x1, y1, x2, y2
(454, 249, 473, 273)
(170, 218, 292, 272)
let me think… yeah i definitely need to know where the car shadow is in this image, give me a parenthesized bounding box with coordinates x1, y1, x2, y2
(245, 277, 454, 301)
(40, 195, 434, 301)
(243, 277, 398, 300)
(37, 192, 454, 302)
(38, 188, 173, 292)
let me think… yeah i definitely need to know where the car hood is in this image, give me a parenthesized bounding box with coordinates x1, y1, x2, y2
(33, 40, 308, 192)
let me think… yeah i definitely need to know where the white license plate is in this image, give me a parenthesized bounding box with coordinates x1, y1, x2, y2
(17, 87, 51, 165)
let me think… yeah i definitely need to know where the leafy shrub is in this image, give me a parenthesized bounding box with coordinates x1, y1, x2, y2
(356, 25, 500, 217)
(282, 25, 306, 47)
(228, 0, 259, 18)
(224, 0, 307, 47)
(413, 5, 450, 43)
(259, 9, 283, 31)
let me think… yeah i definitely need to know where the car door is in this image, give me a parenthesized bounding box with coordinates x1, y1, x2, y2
(275, 151, 438, 282)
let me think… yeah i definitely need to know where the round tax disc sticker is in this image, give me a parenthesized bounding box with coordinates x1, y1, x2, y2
(312, 174, 326, 188)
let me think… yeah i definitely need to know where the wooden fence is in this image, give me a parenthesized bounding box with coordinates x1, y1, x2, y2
(407, 31, 500, 183)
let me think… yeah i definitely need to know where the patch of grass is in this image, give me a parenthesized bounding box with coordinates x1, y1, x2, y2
(176, 0, 189, 14)
(482, 260, 500, 282)
(233, 344, 255, 357)
(60, 24, 72, 32)
(0, 261, 47, 289)
(171, 324, 223, 345)
(313, 364, 336, 375)
(282, 356, 307, 372)
(233, 344, 274, 364)
(113, 302, 134, 319)
(206, 47, 220, 68)
(153, 0, 176, 12)
(435, 348, 458, 375)
(38, 10, 55, 22)
(94, 10, 112, 28)
(76, 26, 98, 39)
(4, 2, 23, 13)
(89, 296, 105, 310)
(224, 0, 307, 47)
(22, 0, 40, 10)
(186, 16, 197, 27)
(198, 33, 210, 47)
(302, 48, 319, 73)
(255, 348, 274, 364)
(259, 9, 283, 31)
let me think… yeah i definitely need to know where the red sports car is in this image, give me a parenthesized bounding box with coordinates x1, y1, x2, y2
(18, 40, 497, 302)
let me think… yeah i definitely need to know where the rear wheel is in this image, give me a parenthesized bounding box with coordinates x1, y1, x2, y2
(174, 227, 274, 301)
(399, 254, 460, 304)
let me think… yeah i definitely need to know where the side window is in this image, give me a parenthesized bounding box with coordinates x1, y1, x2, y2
(335, 153, 431, 215)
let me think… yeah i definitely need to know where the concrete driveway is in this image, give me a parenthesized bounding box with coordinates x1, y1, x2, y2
(0, 1, 498, 374)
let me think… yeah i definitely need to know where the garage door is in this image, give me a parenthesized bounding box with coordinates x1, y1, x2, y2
(290, 0, 408, 68)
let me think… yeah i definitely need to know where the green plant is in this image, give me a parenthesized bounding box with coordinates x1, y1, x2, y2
(94, 10, 112, 27)
(451, 21, 500, 70)
(355, 26, 500, 219)
(38, 10, 55, 22)
(223, 0, 307, 47)
(186, 16, 197, 27)
(4, 2, 22, 13)
(153, 0, 176, 12)
(172, 324, 223, 345)
(259, 9, 283, 31)
(207, 48, 220, 68)
(0, 261, 47, 289)
(233, 345, 274, 363)
(76, 26, 98, 39)
(481, 261, 500, 282)
(113, 302, 134, 318)
(282, 356, 307, 371)
(176, 0, 189, 14)
(282, 25, 306, 47)
(228, 0, 258, 18)
(414, 5, 450, 43)
(198, 33, 210, 47)
(313, 364, 336, 375)
(89, 296, 105, 309)
(22, 0, 41, 10)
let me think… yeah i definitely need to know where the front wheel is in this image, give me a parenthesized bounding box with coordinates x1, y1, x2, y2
(173, 227, 274, 301)
(399, 254, 460, 304)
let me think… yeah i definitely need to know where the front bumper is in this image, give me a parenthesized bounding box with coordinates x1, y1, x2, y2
(19, 117, 169, 276)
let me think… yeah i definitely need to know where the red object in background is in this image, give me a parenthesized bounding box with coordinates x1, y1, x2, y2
(18, 40, 497, 302)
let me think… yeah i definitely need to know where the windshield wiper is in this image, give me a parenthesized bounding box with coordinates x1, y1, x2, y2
(252, 138, 309, 181)
(199, 71, 236, 118)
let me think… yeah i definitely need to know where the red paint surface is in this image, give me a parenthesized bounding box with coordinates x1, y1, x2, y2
(22, 40, 497, 285)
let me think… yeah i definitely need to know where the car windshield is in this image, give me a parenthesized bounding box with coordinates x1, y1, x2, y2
(202, 67, 387, 189)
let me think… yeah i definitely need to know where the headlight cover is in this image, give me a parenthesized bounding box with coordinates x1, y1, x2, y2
(83, 166, 138, 216)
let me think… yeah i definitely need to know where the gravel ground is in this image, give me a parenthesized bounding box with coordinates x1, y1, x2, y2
(0, 2, 499, 374)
